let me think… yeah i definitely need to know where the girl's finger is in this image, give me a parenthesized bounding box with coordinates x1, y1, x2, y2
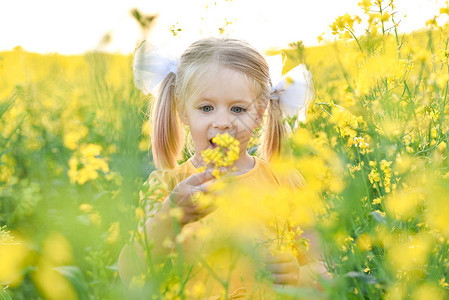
(267, 261, 298, 274)
(266, 252, 296, 264)
(190, 182, 210, 195)
(272, 272, 299, 285)
(184, 170, 214, 186)
(180, 203, 216, 224)
(183, 202, 215, 216)
(196, 203, 217, 217)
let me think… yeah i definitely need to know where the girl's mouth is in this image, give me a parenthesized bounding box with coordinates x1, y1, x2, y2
(209, 139, 217, 149)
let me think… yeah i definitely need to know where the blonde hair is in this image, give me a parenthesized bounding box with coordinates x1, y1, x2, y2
(151, 37, 286, 169)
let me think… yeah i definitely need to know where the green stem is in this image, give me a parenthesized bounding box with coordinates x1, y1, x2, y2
(346, 27, 364, 54)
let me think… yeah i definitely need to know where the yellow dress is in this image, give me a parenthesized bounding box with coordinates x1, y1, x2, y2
(139, 156, 306, 299)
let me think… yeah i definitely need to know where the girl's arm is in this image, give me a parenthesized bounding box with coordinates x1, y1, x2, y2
(118, 170, 216, 285)
(118, 198, 177, 285)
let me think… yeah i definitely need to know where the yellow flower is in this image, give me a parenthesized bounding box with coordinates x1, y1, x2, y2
(380, 12, 390, 22)
(386, 191, 420, 220)
(41, 232, 73, 266)
(190, 282, 205, 298)
(374, 210, 386, 217)
(439, 277, 449, 288)
(358, 0, 371, 12)
(330, 14, 361, 37)
(438, 141, 446, 153)
(80, 143, 102, 157)
(200, 133, 240, 178)
(68, 143, 109, 185)
(0, 231, 29, 287)
(63, 124, 88, 150)
(135, 207, 145, 220)
(356, 233, 373, 251)
(129, 273, 146, 289)
(89, 212, 102, 226)
(33, 262, 77, 300)
(0, 154, 15, 184)
(106, 222, 120, 244)
(372, 197, 382, 205)
(387, 234, 431, 272)
(79, 203, 93, 213)
(352, 136, 369, 153)
(411, 283, 445, 300)
(426, 17, 438, 28)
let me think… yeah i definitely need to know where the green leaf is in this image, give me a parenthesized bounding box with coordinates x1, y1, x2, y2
(344, 271, 378, 285)
(369, 211, 386, 224)
(0, 91, 15, 119)
(54, 266, 90, 300)
(0, 289, 12, 300)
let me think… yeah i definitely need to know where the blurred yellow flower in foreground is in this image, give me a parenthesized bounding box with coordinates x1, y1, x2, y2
(0, 230, 29, 287)
(385, 190, 421, 220)
(411, 283, 445, 300)
(356, 233, 373, 252)
(41, 232, 73, 266)
(33, 232, 76, 300)
(387, 234, 431, 273)
(423, 178, 449, 237)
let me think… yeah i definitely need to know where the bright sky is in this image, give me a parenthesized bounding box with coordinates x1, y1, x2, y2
(0, 0, 446, 55)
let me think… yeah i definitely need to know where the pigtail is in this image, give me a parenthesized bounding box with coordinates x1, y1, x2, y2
(259, 98, 287, 161)
(151, 73, 184, 169)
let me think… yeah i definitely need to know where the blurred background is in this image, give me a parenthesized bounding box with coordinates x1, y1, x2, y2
(0, 0, 446, 54)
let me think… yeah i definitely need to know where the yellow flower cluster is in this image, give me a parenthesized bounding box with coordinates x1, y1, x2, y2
(264, 218, 307, 257)
(63, 123, 88, 150)
(68, 144, 109, 185)
(358, 0, 371, 13)
(33, 232, 76, 300)
(0, 230, 29, 287)
(331, 13, 361, 38)
(350, 136, 370, 154)
(368, 160, 394, 193)
(379, 159, 393, 193)
(330, 105, 359, 139)
(199, 133, 240, 178)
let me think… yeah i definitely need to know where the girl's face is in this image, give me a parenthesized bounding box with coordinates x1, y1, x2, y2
(180, 65, 265, 163)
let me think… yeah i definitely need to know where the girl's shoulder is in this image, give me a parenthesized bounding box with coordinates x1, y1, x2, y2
(140, 160, 196, 203)
(254, 156, 307, 190)
(148, 160, 195, 185)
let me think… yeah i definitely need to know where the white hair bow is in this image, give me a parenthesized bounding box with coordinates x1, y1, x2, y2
(267, 55, 314, 122)
(133, 41, 179, 96)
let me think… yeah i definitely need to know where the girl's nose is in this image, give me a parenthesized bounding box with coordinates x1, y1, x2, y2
(212, 114, 232, 130)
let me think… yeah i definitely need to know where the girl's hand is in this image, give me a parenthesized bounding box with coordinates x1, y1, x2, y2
(266, 252, 300, 288)
(168, 170, 216, 226)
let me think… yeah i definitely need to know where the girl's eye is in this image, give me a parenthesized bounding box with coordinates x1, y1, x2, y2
(231, 106, 247, 114)
(200, 105, 213, 112)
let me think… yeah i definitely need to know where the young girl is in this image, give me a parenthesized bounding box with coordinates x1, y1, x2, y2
(119, 37, 323, 298)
